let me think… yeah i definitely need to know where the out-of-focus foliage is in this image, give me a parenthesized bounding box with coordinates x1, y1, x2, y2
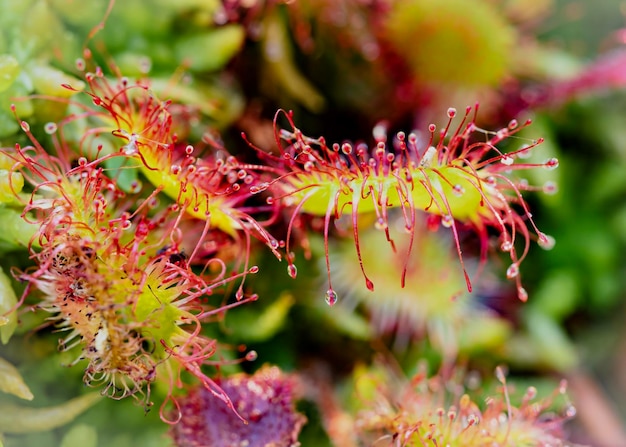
(1, 1, 625, 446)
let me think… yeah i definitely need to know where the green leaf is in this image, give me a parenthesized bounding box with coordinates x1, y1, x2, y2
(525, 310, 579, 372)
(0, 169, 24, 204)
(227, 293, 295, 342)
(0, 207, 37, 248)
(27, 63, 85, 97)
(0, 357, 33, 400)
(458, 315, 512, 354)
(0, 266, 18, 344)
(530, 269, 580, 320)
(0, 393, 101, 434)
(60, 424, 98, 447)
(261, 12, 325, 112)
(0, 55, 19, 93)
(174, 25, 245, 72)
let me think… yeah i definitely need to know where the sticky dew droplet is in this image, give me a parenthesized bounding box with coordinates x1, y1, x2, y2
(564, 405, 577, 418)
(500, 155, 514, 166)
(537, 233, 555, 250)
(501, 240, 513, 252)
(495, 366, 507, 383)
(374, 217, 386, 230)
(517, 144, 532, 159)
(506, 263, 519, 279)
(441, 215, 454, 228)
(517, 286, 528, 302)
(543, 181, 558, 195)
(250, 182, 269, 194)
(544, 158, 559, 170)
(287, 264, 297, 279)
(325, 289, 338, 306)
(129, 180, 142, 193)
(44, 122, 57, 134)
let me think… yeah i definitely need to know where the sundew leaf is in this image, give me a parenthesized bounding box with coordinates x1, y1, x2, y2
(0, 266, 18, 344)
(0, 393, 101, 434)
(0, 357, 33, 400)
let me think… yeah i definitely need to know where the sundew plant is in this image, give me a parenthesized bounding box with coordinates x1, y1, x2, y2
(1, 1, 625, 446)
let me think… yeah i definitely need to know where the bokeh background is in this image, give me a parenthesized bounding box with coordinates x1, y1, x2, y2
(1, 1, 625, 446)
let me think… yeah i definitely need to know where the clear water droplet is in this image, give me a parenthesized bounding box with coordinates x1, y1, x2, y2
(249, 266, 259, 274)
(506, 263, 519, 279)
(287, 264, 297, 279)
(325, 289, 338, 306)
(501, 240, 513, 252)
